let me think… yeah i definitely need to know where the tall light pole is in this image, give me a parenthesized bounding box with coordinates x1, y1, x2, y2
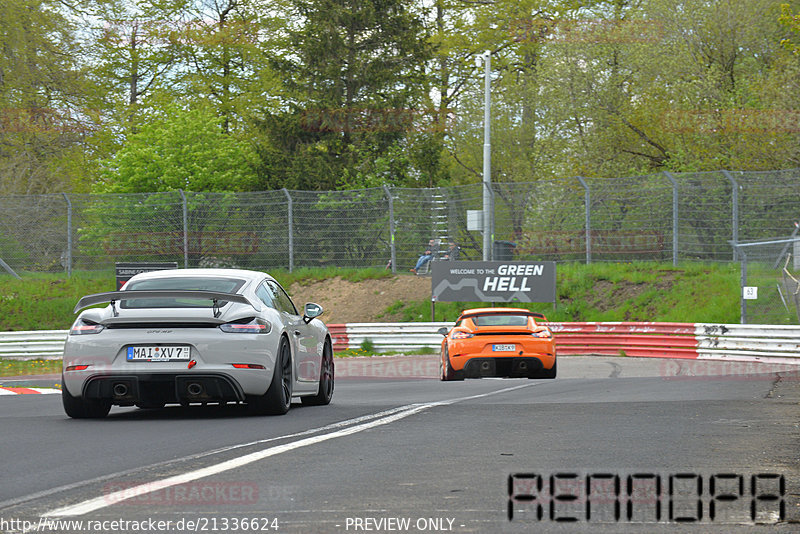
(477, 50, 493, 261)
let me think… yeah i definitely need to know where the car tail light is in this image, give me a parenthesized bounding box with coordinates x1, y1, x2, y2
(231, 363, 266, 370)
(452, 331, 474, 339)
(70, 320, 104, 335)
(65, 365, 90, 371)
(219, 318, 271, 334)
(531, 327, 553, 338)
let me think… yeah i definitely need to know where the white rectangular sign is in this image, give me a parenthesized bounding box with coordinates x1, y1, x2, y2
(743, 286, 758, 300)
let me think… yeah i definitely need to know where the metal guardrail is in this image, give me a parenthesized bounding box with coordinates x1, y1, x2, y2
(2, 323, 799, 364)
(0, 330, 68, 359)
(331, 322, 800, 364)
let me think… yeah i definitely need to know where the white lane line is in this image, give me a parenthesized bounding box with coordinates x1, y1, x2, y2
(0, 406, 420, 512)
(44, 383, 534, 518)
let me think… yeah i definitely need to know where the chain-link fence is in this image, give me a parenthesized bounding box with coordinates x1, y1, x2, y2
(1, 169, 799, 277)
(733, 236, 800, 324)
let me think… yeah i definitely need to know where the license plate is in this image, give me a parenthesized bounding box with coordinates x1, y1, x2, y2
(127, 345, 191, 361)
(492, 344, 515, 352)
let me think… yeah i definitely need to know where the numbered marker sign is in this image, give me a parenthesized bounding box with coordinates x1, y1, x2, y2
(743, 286, 758, 300)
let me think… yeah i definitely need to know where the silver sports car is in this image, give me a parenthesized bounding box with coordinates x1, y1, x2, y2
(62, 268, 333, 418)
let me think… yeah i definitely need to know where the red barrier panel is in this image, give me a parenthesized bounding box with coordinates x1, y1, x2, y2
(546, 322, 696, 335)
(327, 324, 349, 352)
(329, 322, 700, 359)
(556, 346, 699, 359)
(555, 334, 698, 348)
(547, 322, 699, 358)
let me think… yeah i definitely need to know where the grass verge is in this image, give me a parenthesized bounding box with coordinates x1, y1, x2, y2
(0, 358, 61, 377)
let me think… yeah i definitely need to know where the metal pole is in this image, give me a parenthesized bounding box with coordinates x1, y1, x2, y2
(663, 171, 679, 266)
(481, 50, 492, 261)
(62, 193, 72, 276)
(0, 257, 21, 279)
(577, 177, 591, 264)
(774, 221, 800, 269)
(282, 189, 294, 272)
(383, 185, 396, 274)
(740, 248, 747, 324)
(721, 170, 738, 261)
(179, 190, 188, 268)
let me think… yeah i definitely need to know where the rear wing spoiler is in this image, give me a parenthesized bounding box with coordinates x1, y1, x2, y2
(74, 290, 255, 318)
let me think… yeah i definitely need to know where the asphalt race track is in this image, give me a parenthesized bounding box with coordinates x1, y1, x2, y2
(0, 356, 798, 534)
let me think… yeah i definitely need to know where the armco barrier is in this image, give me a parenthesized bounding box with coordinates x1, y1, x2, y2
(0, 330, 68, 359)
(2, 323, 799, 364)
(330, 322, 800, 365)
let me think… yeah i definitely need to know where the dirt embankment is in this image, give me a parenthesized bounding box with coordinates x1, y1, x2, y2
(287, 275, 431, 324)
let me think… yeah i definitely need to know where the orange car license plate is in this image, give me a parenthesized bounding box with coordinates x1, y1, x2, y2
(492, 344, 515, 352)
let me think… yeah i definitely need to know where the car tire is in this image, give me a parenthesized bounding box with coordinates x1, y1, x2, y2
(301, 339, 334, 406)
(440, 346, 463, 381)
(62, 377, 111, 419)
(534, 359, 557, 379)
(248, 336, 293, 415)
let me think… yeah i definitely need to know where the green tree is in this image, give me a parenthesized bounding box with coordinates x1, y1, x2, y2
(87, 0, 182, 125)
(100, 102, 255, 192)
(0, 0, 100, 194)
(251, 0, 432, 190)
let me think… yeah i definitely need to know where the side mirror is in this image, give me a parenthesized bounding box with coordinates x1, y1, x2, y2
(303, 302, 324, 323)
(437, 327, 449, 336)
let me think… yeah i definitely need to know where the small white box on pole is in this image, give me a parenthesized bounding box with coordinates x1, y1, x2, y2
(467, 210, 483, 231)
(743, 286, 758, 300)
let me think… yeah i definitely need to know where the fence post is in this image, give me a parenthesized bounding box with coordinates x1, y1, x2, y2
(739, 247, 747, 324)
(62, 193, 72, 276)
(577, 177, 591, 264)
(663, 171, 679, 266)
(282, 189, 294, 272)
(179, 190, 188, 268)
(383, 185, 396, 273)
(721, 170, 739, 261)
(0, 257, 20, 279)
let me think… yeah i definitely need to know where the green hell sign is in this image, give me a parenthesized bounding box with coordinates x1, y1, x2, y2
(431, 261, 556, 303)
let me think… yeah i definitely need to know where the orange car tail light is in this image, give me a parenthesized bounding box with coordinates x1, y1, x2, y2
(531, 328, 553, 338)
(452, 331, 474, 339)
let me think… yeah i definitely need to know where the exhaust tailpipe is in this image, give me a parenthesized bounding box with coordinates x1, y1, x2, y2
(112, 383, 129, 397)
(481, 361, 490, 371)
(519, 361, 528, 370)
(187, 383, 204, 396)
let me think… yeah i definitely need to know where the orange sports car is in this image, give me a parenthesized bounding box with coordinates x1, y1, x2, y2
(437, 308, 556, 381)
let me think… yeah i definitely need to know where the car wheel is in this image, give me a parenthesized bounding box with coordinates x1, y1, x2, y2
(248, 336, 293, 415)
(440, 346, 463, 381)
(62, 377, 111, 419)
(534, 359, 557, 379)
(301, 339, 334, 406)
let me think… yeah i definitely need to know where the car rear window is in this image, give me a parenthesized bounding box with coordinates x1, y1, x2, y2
(122, 277, 246, 308)
(471, 314, 530, 327)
